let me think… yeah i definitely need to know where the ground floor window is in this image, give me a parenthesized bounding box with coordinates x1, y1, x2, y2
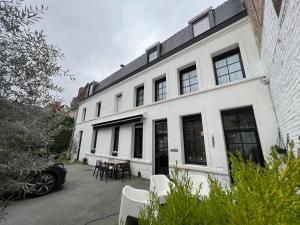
(134, 123, 143, 158)
(91, 129, 98, 154)
(221, 106, 264, 165)
(182, 114, 207, 165)
(112, 127, 120, 156)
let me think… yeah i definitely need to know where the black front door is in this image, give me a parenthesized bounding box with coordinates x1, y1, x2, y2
(221, 106, 264, 166)
(155, 120, 169, 175)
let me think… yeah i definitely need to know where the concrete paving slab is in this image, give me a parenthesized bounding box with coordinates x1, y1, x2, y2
(2, 163, 149, 225)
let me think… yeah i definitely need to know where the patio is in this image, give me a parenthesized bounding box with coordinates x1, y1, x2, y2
(2, 163, 149, 225)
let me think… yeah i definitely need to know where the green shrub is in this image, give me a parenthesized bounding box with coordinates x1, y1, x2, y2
(139, 144, 300, 225)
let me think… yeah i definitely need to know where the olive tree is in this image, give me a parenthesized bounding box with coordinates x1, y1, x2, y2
(0, 0, 74, 220)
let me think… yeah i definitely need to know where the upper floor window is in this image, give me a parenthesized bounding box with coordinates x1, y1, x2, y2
(82, 108, 86, 121)
(115, 94, 122, 112)
(148, 47, 158, 62)
(179, 65, 198, 95)
(136, 86, 144, 107)
(88, 83, 94, 96)
(96, 102, 101, 117)
(213, 48, 245, 85)
(192, 16, 210, 36)
(155, 77, 167, 101)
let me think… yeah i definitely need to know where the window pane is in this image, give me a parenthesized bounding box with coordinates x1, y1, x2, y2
(182, 87, 190, 94)
(241, 132, 257, 143)
(182, 73, 190, 80)
(229, 71, 243, 81)
(217, 67, 228, 76)
(190, 76, 198, 85)
(222, 115, 239, 129)
(226, 54, 239, 64)
(215, 59, 227, 68)
(218, 75, 230, 84)
(228, 62, 241, 73)
(190, 84, 198, 92)
(227, 132, 241, 143)
(149, 50, 158, 62)
(182, 79, 190, 87)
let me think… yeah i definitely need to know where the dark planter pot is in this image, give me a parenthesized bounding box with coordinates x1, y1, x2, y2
(91, 149, 96, 154)
(275, 145, 287, 155)
(112, 151, 118, 157)
(82, 158, 88, 165)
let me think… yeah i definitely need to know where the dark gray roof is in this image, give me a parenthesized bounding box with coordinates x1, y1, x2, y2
(93, 0, 245, 95)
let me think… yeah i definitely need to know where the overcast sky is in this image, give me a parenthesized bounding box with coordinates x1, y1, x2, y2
(24, 0, 225, 105)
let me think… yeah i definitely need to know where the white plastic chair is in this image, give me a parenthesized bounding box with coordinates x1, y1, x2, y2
(119, 185, 150, 225)
(189, 174, 210, 198)
(150, 175, 170, 204)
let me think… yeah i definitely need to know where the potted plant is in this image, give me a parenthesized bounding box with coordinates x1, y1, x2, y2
(82, 157, 88, 165)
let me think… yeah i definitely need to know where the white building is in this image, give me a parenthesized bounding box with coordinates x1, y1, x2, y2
(73, 0, 278, 183)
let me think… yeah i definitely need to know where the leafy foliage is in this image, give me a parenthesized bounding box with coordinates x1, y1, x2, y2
(49, 116, 74, 155)
(139, 144, 300, 225)
(0, 0, 74, 220)
(0, 0, 73, 107)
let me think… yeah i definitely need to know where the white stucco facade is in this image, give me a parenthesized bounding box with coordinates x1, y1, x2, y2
(73, 17, 278, 184)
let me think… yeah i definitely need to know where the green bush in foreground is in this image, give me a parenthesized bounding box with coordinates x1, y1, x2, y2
(139, 143, 300, 225)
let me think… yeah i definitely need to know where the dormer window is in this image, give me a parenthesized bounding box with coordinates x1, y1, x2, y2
(148, 48, 158, 62)
(88, 82, 94, 96)
(146, 42, 160, 63)
(189, 7, 212, 37)
(192, 16, 210, 36)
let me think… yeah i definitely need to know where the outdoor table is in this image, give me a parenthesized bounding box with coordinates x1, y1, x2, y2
(106, 159, 127, 180)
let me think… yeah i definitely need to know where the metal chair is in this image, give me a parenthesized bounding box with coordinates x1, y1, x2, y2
(118, 161, 131, 182)
(95, 160, 105, 179)
(101, 162, 114, 182)
(93, 160, 102, 178)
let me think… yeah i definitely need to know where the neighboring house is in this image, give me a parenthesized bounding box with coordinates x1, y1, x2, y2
(73, 0, 279, 184)
(243, 0, 300, 148)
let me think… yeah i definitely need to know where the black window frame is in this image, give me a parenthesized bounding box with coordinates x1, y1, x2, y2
(155, 77, 167, 102)
(82, 108, 86, 121)
(213, 48, 245, 85)
(135, 85, 144, 107)
(221, 106, 264, 166)
(91, 129, 98, 154)
(96, 102, 101, 117)
(112, 126, 120, 156)
(116, 94, 122, 112)
(133, 123, 143, 158)
(182, 114, 207, 165)
(179, 65, 198, 95)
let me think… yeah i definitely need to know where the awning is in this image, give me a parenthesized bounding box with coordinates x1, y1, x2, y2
(92, 114, 143, 129)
